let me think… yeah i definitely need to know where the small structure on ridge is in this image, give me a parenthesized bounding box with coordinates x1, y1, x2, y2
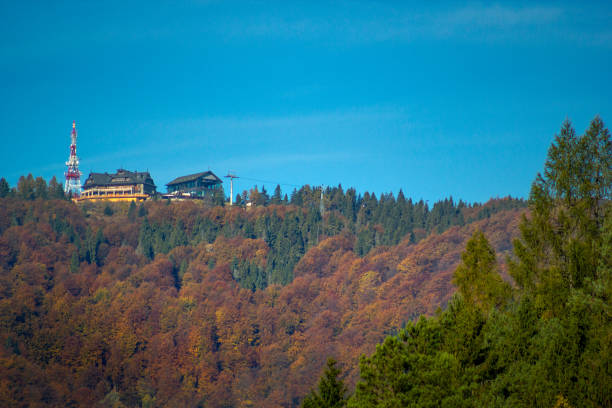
(164, 171, 223, 199)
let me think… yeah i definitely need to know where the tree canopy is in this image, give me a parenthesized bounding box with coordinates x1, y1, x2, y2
(344, 116, 612, 407)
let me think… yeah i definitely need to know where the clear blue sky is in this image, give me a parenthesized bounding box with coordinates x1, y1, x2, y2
(1, 1, 611, 203)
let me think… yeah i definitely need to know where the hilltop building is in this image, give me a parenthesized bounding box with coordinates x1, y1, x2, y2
(78, 169, 156, 202)
(164, 171, 223, 199)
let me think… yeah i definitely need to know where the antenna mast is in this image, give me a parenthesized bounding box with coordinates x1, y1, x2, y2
(64, 121, 82, 197)
(225, 171, 239, 205)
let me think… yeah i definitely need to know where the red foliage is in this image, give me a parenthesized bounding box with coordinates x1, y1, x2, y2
(0, 199, 523, 407)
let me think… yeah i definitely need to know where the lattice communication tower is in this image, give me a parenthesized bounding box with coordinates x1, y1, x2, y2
(64, 121, 82, 196)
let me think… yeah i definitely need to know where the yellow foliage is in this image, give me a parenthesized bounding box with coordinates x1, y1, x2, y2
(553, 395, 574, 408)
(287, 332, 306, 358)
(290, 354, 306, 371)
(358, 270, 380, 292)
(398, 256, 418, 275)
(215, 307, 226, 324)
(188, 330, 202, 358)
(179, 296, 196, 312)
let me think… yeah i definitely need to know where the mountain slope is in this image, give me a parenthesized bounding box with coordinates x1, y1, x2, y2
(0, 197, 522, 407)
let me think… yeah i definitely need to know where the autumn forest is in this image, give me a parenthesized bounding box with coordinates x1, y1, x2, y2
(0, 117, 611, 407)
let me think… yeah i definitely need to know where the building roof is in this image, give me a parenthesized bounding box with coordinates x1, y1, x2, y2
(166, 171, 223, 186)
(84, 169, 156, 188)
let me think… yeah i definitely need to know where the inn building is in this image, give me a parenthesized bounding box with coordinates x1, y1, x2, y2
(164, 171, 223, 199)
(78, 169, 157, 202)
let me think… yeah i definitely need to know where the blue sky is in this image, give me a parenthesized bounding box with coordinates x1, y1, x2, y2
(1, 1, 611, 203)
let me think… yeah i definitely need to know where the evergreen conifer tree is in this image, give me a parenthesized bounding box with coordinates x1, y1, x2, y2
(138, 203, 147, 217)
(33, 177, 47, 199)
(0, 178, 9, 197)
(453, 230, 511, 311)
(290, 188, 302, 206)
(271, 184, 282, 204)
(70, 251, 80, 273)
(127, 201, 137, 221)
(510, 117, 611, 314)
(169, 220, 188, 248)
(17, 174, 35, 200)
(212, 185, 225, 206)
(302, 358, 347, 408)
(48, 176, 65, 199)
(260, 185, 270, 205)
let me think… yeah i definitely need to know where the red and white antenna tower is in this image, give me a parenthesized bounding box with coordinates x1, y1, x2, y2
(64, 121, 82, 196)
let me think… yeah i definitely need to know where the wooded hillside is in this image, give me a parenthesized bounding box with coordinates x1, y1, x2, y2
(0, 177, 523, 407)
(304, 116, 612, 408)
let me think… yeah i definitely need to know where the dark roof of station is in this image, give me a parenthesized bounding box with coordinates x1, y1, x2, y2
(84, 169, 156, 187)
(166, 171, 223, 186)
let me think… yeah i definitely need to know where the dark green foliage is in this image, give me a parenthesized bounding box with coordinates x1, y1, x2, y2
(70, 251, 80, 273)
(290, 188, 302, 206)
(17, 174, 36, 200)
(5, 118, 606, 407)
(33, 177, 48, 199)
(178, 260, 189, 283)
(324, 212, 344, 236)
(103, 204, 114, 216)
(349, 302, 477, 408)
(302, 358, 348, 408)
(510, 117, 611, 314)
(427, 197, 464, 233)
(1, 175, 65, 200)
(1, 173, 524, 292)
(347, 116, 612, 408)
(138, 218, 155, 260)
(0, 177, 10, 197)
(104, 184, 523, 288)
(193, 216, 220, 244)
(251, 185, 269, 206)
(260, 185, 269, 205)
(49, 176, 65, 199)
(80, 227, 106, 266)
(354, 226, 376, 256)
(350, 271, 611, 407)
(212, 185, 226, 206)
(263, 210, 306, 285)
(169, 220, 188, 248)
(453, 230, 511, 311)
(247, 184, 520, 257)
(127, 201, 137, 221)
(138, 203, 147, 217)
(470, 197, 524, 222)
(137, 218, 193, 260)
(271, 184, 282, 205)
(232, 258, 267, 291)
